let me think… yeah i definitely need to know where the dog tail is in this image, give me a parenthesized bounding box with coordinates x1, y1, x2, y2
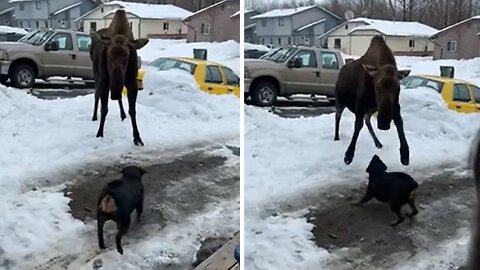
(98, 194, 118, 214)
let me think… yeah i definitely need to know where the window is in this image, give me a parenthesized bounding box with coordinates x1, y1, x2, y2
(200, 23, 210, 35)
(50, 33, 73, 50)
(221, 66, 239, 86)
(163, 22, 169, 31)
(409, 39, 415, 48)
(101, 7, 104, 13)
(261, 37, 265, 45)
(471, 85, 480, 103)
(77, 34, 91, 52)
(44, 21, 48, 28)
(90, 22, 97, 32)
(453, 83, 472, 102)
(36, 1, 41, 10)
(424, 79, 443, 92)
(345, 24, 348, 29)
(35, 21, 39, 28)
(406, 77, 427, 88)
(19, 21, 23, 28)
(293, 50, 317, 68)
(447, 40, 457, 52)
(19, 3, 24, 10)
(321, 52, 339, 69)
(278, 18, 284, 26)
(269, 37, 273, 44)
(205, 65, 223, 84)
(334, 38, 341, 49)
(278, 37, 281, 45)
(129, 22, 132, 29)
(261, 19, 266, 27)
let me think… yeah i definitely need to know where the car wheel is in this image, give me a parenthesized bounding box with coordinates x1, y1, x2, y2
(11, 64, 35, 88)
(251, 81, 277, 106)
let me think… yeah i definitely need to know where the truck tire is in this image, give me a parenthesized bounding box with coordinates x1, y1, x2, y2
(251, 81, 277, 107)
(11, 63, 35, 89)
(0, 75, 8, 85)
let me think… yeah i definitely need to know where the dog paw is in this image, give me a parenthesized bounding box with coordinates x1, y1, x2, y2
(406, 210, 419, 219)
(133, 138, 144, 147)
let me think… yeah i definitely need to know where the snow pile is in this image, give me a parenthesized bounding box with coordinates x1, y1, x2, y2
(104, 1, 193, 20)
(0, 25, 28, 35)
(138, 39, 240, 74)
(244, 42, 270, 51)
(348, 17, 438, 37)
(0, 67, 239, 268)
(245, 83, 480, 269)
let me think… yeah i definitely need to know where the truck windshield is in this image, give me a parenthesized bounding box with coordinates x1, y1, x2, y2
(19, 30, 54, 46)
(261, 47, 297, 62)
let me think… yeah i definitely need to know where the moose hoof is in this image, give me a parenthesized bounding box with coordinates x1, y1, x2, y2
(117, 246, 124, 255)
(121, 115, 127, 121)
(344, 152, 354, 165)
(92, 116, 98, 121)
(134, 138, 144, 146)
(375, 142, 383, 149)
(96, 133, 103, 138)
(400, 148, 410, 166)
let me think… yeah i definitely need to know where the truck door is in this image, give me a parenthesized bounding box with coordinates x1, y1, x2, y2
(283, 49, 321, 94)
(75, 33, 94, 80)
(318, 51, 341, 97)
(43, 32, 77, 77)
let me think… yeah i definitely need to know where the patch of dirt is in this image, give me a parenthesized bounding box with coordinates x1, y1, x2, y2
(306, 170, 475, 269)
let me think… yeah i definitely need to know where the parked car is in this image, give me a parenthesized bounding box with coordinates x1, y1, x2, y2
(401, 75, 480, 113)
(244, 45, 346, 106)
(128, 57, 240, 97)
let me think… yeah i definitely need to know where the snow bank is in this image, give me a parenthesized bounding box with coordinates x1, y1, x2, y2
(138, 39, 240, 75)
(245, 82, 480, 268)
(0, 25, 27, 35)
(244, 42, 270, 51)
(0, 67, 239, 267)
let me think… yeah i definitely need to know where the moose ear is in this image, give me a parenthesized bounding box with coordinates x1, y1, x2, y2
(362, 64, 378, 77)
(398, 69, 411, 79)
(91, 32, 110, 45)
(131, 38, 149, 50)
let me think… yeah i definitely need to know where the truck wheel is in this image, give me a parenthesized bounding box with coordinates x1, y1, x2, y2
(0, 75, 8, 85)
(251, 81, 277, 106)
(11, 64, 35, 88)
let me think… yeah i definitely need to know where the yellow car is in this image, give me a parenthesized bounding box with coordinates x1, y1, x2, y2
(123, 57, 240, 97)
(401, 75, 480, 113)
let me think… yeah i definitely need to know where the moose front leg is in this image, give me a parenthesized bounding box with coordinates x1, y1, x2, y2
(126, 80, 143, 146)
(92, 94, 99, 121)
(393, 103, 409, 166)
(344, 114, 364, 165)
(96, 90, 109, 138)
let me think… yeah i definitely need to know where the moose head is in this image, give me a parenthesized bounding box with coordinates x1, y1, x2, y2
(363, 64, 410, 130)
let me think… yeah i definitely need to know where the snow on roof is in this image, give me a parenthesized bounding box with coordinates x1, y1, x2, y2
(230, 10, 240, 18)
(251, 5, 340, 20)
(9, 0, 32, 3)
(347, 18, 438, 37)
(0, 7, 14, 16)
(245, 23, 255, 30)
(296, 18, 326, 32)
(0, 25, 27, 35)
(52, 2, 82, 16)
(431, 15, 480, 37)
(184, 0, 229, 20)
(102, 1, 192, 20)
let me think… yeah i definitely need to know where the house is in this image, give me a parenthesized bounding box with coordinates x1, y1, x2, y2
(183, 0, 239, 43)
(430, 15, 480, 60)
(0, 0, 14, 26)
(10, 0, 97, 30)
(75, 1, 193, 39)
(321, 17, 438, 56)
(244, 9, 259, 43)
(118, 0, 225, 12)
(250, 5, 341, 47)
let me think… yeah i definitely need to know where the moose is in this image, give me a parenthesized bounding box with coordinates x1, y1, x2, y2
(90, 9, 149, 146)
(466, 129, 480, 270)
(334, 36, 410, 166)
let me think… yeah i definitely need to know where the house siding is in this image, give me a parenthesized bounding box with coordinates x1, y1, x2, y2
(185, 0, 240, 43)
(0, 0, 13, 26)
(432, 20, 480, 60)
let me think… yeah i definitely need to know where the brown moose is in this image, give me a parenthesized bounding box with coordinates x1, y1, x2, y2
(466, 129, 480, 269)
(334, 36, 410, 166)
(90, 9, 149, 146)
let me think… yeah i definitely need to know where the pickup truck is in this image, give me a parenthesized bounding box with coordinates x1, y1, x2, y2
(244, 45, 347, 106)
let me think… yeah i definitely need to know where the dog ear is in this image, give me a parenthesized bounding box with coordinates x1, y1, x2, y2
(367, 155, 387, 173)
(130, 38, 149, 50)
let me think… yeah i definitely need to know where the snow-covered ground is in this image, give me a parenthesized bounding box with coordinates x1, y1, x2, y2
(0, 39, 239, 269)
(244, 56, 480, 269)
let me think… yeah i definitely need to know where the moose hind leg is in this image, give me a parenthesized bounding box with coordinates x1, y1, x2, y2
(96, 91, 109, 138)
(334, 103, 345, 141)
(126, 81, 143, 146)
(364, 113, 383, 148)
(344, 114, 364, 165)
(118, 99, 127, 121)
(92, 94, 99, 121)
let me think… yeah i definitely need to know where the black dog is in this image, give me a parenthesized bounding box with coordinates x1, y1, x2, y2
(97, 166, 145, 254)
(353, 155, 419, 226)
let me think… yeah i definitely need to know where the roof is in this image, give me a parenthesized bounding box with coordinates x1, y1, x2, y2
(296, 18, 326, 32)
(251, 5, 340, 20)
(431, 15, 480, 38)
(76, 0, 192, 22)
(244, 23, 255, 30)
(184, 0, 231, 20)
(0, 7, 14, 16)
(52, 2, 82, 16)
(230, 10, 240, 18)
(414, 74, 471, 84)
(319, 17, 437, 39)
(9, 0, 32, 3)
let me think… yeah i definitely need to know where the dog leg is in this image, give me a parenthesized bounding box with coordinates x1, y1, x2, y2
(352, 193, 373, 206)
(389, 203, 405, 226)
(97, 213, 107, 250)
(407, 198, 419, 218)
(334, 103, 345, 141)
(115, 218, 130, 255)
(364, 113, 383, 149)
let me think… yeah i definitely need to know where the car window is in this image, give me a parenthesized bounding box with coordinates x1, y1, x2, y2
(471, 85, 480, 103)
(321, 52, 339, 69)
(159, 59, 179, 70)
(453, 84, 472, 102)
(292, 50, 317, 68)
(406, 77, 427, 88)
(424, 79, 443, 93)
(50, 33, 73, 50)
(77, 34, 91, 52)
(221, 66, 239, 86)
(205, 65, 223, 84)
(176, 61, 196, 75)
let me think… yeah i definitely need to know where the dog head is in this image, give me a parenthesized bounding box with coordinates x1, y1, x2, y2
(121, 166, 147, 179)
(366, 155, 388, 174)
